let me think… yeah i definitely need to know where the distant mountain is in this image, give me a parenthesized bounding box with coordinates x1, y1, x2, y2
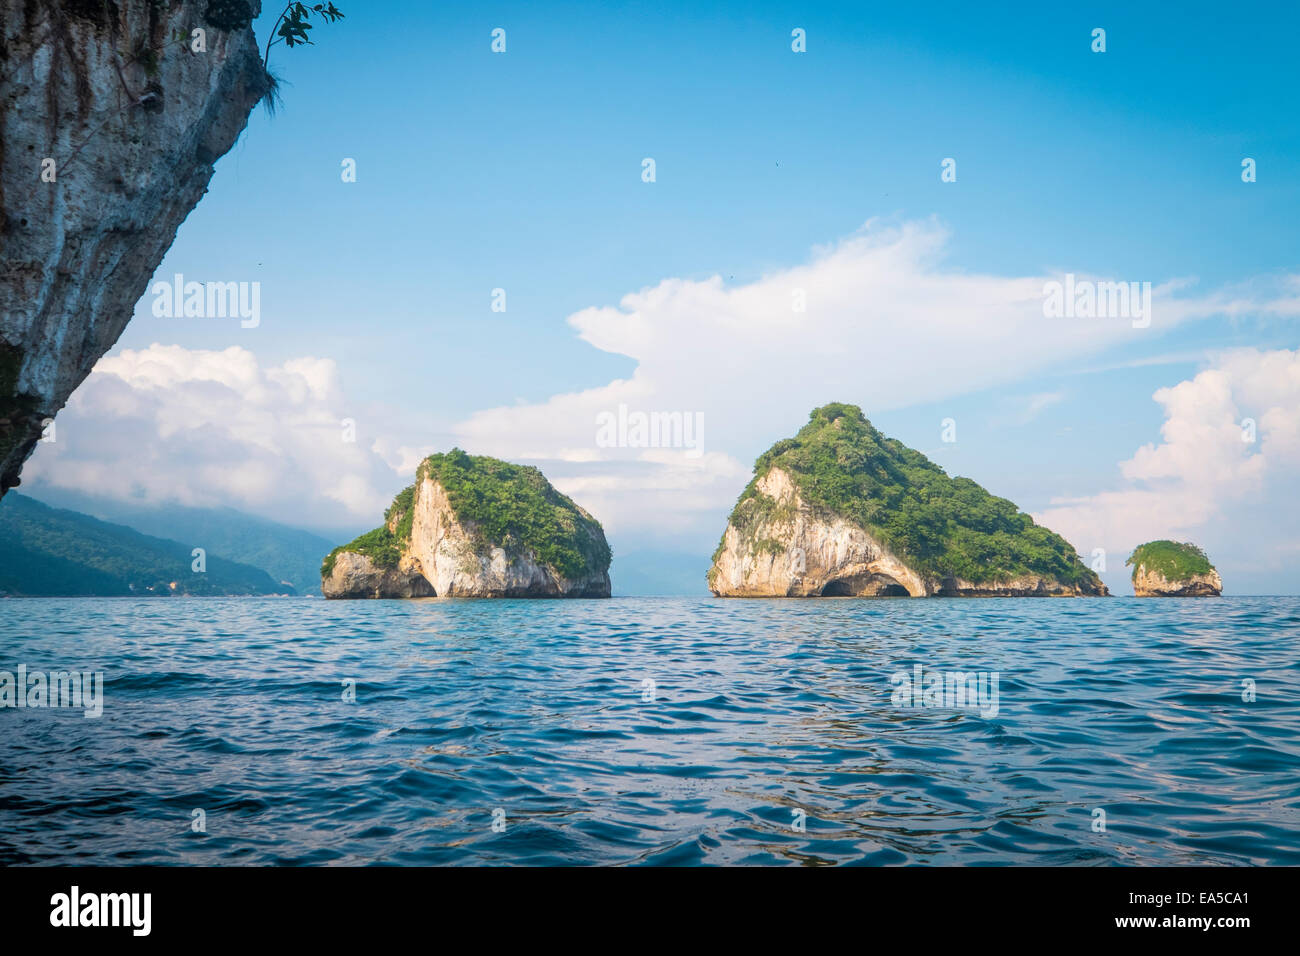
(611, 550, 711, 596)
(20, 488, 337, 594)
(0, 494, 293, 597)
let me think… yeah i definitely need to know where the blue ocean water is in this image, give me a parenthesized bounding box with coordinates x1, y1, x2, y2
(1, 596, 1298, 866)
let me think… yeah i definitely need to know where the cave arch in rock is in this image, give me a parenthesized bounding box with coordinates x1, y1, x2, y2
(874, 582, 910, 597)
(819, 572, 913, 597)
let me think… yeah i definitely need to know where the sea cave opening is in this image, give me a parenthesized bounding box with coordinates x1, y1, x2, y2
(820, 580, 855, 596)
(819, 575, 911, 597)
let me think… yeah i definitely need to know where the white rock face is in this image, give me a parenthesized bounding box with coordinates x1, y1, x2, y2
(710, 468, 928, 597)
(323, 477, 611, 599)
(1132, 565, 1223, 597)
(709, 467, 1107, 598)
(1, 0, 268, 492)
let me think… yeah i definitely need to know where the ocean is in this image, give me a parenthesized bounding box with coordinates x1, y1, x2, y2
(2, 596, 1297, 865)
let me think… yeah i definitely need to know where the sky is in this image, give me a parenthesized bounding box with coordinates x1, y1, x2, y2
(23, 0, 1300, 594)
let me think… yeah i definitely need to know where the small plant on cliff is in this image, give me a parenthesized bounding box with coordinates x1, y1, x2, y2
(260, 3, 345, 113)
(1126, 541, 1214, 581)
(205, 1, 256, 32)
(265, 2, 344, 60)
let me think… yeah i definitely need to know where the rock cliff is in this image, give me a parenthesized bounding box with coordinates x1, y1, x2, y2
(708, 403, 1108, 598)
(322, 449, 612, 599)
(0, 0, 268, 494)
(1127, 541, 1222, 596)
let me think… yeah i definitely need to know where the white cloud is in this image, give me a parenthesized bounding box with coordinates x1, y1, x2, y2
(1024, 391, 1067, 418)
(24, 344, 399, 529)
(452, 219, 1300, 537)
(993, 390, 1067, 427)
(1034, 348, 1300, 557)
(23, 222, 1300, 556)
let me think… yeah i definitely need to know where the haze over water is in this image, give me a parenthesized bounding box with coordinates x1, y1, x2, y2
(2, 596, 1298, 865)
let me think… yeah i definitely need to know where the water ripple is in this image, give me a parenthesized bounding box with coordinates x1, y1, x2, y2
(1, 596, 1298, 865)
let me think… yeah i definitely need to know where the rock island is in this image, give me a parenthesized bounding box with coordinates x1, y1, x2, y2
(1127, 540, 1222, 596)
(322, 450, 611, 598)
(708, 403, 1108, 597)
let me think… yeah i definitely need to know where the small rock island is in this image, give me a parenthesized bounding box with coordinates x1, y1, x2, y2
(708, 403, 1108, 597)
(1126, 540, 1222, 597)
(322, 449, 611, 598)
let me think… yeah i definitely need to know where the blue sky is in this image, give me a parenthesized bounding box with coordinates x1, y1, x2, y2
(27, 1, 1300, 593)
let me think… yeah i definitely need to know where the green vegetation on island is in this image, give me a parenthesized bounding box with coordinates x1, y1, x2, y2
(711, 403, 1098, 588)
(320, 488, 413, 578)
(322, 449, 612, 581)
(1126, 540, 1214, 580)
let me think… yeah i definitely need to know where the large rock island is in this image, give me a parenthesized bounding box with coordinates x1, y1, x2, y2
(322, 450, 611, 598)
(1127, 540, 1222, 597)
(708, 403, 1108, 598)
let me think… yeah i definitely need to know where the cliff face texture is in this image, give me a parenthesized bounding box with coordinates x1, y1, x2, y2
(324, 550, 437, 600)
(1132, 566, 1223, 597)
(323, 451, 613, 599)
(709, 403, 1109, 598)
(710, 467, 1107, 598)
(0, 0, 268, 493)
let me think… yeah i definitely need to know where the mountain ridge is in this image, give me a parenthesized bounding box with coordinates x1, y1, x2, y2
(20, 487, 335, 594)
(0, 494, 293, 597)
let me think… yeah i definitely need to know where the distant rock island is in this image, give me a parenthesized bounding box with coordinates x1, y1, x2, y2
(1127, 540, 1222, 596)
(322, 449, 612, 599)
(708, 403, 1108, 597)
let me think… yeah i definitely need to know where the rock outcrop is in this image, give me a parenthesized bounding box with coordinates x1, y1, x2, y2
(1, 1, 269, 494)
(1127, 541, 1222, 597)
(322, 550, 437, 600)
(322, 449, 612, 599)
(709, 403, 1108, 598)
(1131, 566, 1223, 597)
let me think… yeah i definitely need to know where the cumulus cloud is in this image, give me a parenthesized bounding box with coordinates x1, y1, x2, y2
(1034, 348, 1300, 558)
(451, 219, 1299, 538)
(24, 344, 398, 530)
(22, 221, 1300, 553)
